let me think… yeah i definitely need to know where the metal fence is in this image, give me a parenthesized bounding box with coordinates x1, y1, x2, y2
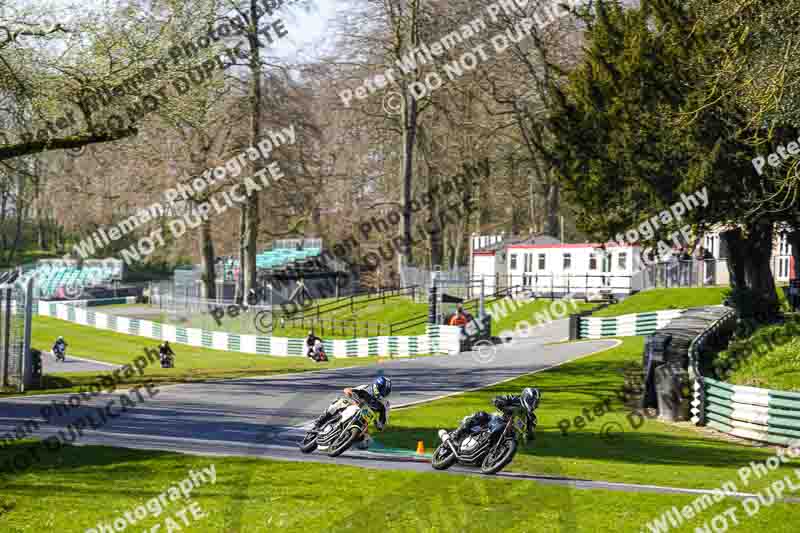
(0, 272, 33, 392)
(401, 266, 470, 301)
(640, 259, 727, 289)
(464, 259, 728, 299)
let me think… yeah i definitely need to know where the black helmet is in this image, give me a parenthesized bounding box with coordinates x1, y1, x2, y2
(521, 387, 540, 412)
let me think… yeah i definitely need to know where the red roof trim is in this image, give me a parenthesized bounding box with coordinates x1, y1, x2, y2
(473, 251, 497, 256)
(506, 243, 638, 250)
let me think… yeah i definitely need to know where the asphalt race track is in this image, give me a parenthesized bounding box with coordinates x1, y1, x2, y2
(1, 319, 597, 460)
(7, 319, 789, 500)
(40, 350, 119, 373)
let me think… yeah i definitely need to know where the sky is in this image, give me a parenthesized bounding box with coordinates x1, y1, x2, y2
(27, 0, 340, 61)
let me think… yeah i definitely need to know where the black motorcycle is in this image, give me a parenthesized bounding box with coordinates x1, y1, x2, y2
(307, 345, 328, 362)
(432, 403, 533, 475)
(53, 344, 66, 362)
(160, 352, 174, 368)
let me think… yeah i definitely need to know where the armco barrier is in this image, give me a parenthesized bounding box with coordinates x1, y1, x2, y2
(36, 300, 461, 358)
(52, 297, 137, 308)
(682, 306, 800, 446)
(697, 377, 800, 446)
(578, 309, 685, 339)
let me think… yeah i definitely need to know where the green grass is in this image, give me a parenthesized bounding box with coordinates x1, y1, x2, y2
(489, 297, 597, 335)
(122, 295, 429, 338)
(592, 287, 728, 317)
(715, 317, 800, 391)
(377, 336, 798, 493)
(18, 316, 398, 396)
(1, 443, 797, 532)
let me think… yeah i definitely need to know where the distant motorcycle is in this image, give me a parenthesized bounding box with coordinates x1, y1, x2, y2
(299, 395, 375, 457)
(53, 344, 66, 362)
(308, 341, 328, 362)
(160, 353, 174, 368)
(432, 402, 533, 475)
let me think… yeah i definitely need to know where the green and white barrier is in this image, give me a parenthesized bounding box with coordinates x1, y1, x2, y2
(693, 377, 800, 446)
(578, 309, 685, 339)
(37, 300, 461, 358)
(52, 296, 137, 308)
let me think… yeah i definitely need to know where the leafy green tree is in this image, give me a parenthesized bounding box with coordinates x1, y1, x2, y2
(538, 0, 781, 312)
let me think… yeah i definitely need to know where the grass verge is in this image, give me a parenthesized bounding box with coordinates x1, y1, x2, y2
(0, 444, 797, 532)
(714, 316, 800, 391)
(12, 316, 406, 396)
(592, 287, 727, 317)
(377, 336, 799, 494)
(490, 298, 597, 335)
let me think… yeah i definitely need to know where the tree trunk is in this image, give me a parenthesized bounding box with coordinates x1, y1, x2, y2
(7, 173, 25, 264)
(399, 90, 417, 271)
(0, 190, 8, 250)
(236, 209, 245, 304)
(544, 175, 560, 238)
(240, 0, 264, 304)
(742, 220, 778, 309)
(720, 227, 747, 290)
(199, 212, 216, 300)
(428, 172, 443, 268)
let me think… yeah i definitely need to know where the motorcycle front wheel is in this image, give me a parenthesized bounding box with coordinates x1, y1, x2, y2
(431, 442, 457, 470)
(480, 438, 517, 475)
(327, 427, 361, 457)
(298, 431, 318, 454)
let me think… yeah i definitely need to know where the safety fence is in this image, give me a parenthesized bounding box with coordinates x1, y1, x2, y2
(685, 306, 800, 446)
(56, 296, 137, 308)
(577, 309, 686, 339)
(35, 300, 461, 358)
(693, 377, 800, 446)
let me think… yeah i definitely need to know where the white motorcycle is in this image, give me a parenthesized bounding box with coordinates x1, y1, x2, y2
(300, 393, 389, 457)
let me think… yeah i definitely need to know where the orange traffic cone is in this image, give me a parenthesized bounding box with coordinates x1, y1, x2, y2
(416, 441, 425, 454)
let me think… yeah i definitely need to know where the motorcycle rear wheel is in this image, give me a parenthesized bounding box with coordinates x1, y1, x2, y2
(299, 432, 318, 454)
(431, 443, 457, 470)
(480, 439, 517, 475)
(327, 427, 361, 457)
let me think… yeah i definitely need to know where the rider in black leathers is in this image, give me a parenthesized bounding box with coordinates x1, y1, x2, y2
(306, 330, 322, 358)
(159, 341, 175, 367)
(450, 388, 540, 442)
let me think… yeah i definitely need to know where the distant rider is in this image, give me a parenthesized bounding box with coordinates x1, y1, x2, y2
(312, 376, 392, 449)
(159, 341, 175, 367)
(306, 330, 322, 358)
(312, 338, 326, 361)
(450, 387, 540, 442)
(52, 336, 67, 360)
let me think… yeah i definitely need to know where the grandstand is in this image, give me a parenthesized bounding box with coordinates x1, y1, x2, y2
(18, 259, 124, 299)
(204, 238, 356, 303)
(218, 238, 326, 282)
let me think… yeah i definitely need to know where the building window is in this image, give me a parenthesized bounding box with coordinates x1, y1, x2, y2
(524, 254, 532, 273)
(510, 254, 517, 270)
(538, 254, 546, 270)
(589, 253, 597, 270)
(563, 253, 571, 270)
(618, 252, 627, 270)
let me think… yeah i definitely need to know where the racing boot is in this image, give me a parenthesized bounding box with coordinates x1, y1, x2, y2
(312, 412, 331, 430)
(354, 433, 372, 450)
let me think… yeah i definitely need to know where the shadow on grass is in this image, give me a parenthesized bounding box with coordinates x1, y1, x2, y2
(376, 423, 773, 473)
